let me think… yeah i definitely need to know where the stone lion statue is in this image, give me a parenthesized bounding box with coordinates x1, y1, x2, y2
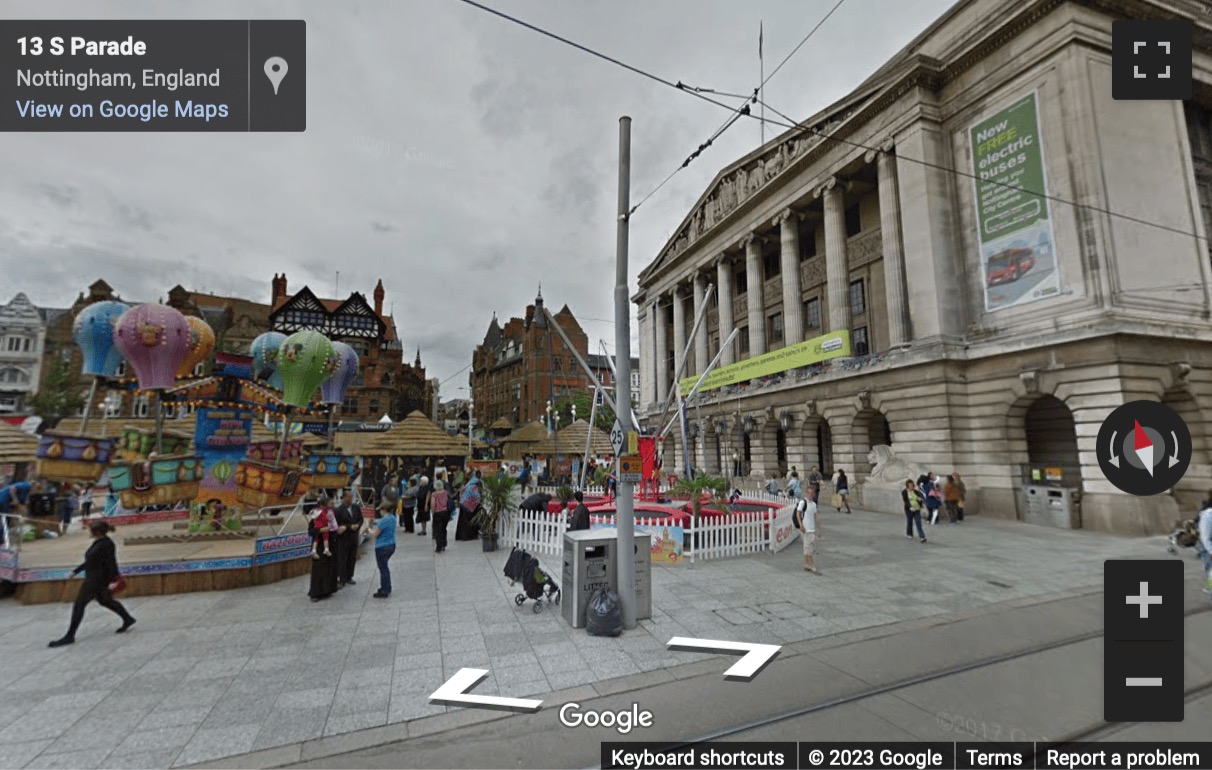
(866, 445, 929, 486)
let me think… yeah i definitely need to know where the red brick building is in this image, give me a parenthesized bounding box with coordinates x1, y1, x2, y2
(470, 289, 591, 428)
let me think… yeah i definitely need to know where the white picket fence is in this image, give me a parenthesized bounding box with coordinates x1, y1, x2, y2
(499, 505, 788, 564)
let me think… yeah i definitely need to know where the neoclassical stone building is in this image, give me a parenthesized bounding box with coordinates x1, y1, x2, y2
(635, 0, 1212, 535)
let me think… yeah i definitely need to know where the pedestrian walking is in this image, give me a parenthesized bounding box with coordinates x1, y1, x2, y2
(922, 472, 942, 525)
(943, 475, 962, 524)
(58, 483, 79, 535)
(807, 466, 822, 503)
(415, 476, 431, 536)
(833, 469, 851, 514)
(369, 502, 397, 598)
(794, 490, 820, 573)
(429, 473, 450, 553)
(787, 472, 802, 500)
(765, 473, 781, 496)
(455, 471, 483, 541)
(49, 520, 135, 647)
(953, 472, 967, 521)
(79, 484, 93, 519)
(334, 489, 361, 587)
(903, 480, 927, 543)
(400, 477, 418, 532)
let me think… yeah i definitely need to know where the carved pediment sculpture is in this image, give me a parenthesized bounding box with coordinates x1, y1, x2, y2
(866, 445, 929, 488)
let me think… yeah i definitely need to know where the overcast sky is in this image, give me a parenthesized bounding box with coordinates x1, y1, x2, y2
(0, 0, 956, 397)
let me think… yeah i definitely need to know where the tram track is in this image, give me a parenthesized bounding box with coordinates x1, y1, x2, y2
(612, 603, 1212, 757)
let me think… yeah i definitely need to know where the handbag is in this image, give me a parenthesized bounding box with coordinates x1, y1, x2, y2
(831, 493, 843, 509)
(108, 575, 127, 594)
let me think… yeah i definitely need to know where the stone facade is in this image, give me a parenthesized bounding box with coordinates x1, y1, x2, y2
(0, 294, 47, 414)
(635, 0, 1212, 535)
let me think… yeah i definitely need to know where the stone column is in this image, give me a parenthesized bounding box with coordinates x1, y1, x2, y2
(693, 272, 709, 375)
(778, 209, 804, 346)
(671, 284, 688, 380)
(638, 303, 652, 409)
(654, 295, 669, 409)
(716, 255, 736, 366)
(873, 144, 910, 346)
(895, 121, 963, 340)
(744, 234, 766, 357)
(818, 178, 850, 335)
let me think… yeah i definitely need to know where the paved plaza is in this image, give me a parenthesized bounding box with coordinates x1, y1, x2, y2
(0, 507, 1199, 769)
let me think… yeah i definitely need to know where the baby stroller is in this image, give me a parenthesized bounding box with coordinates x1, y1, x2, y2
(503, 547, 561, 614)
(1167, 516, 1202, 557)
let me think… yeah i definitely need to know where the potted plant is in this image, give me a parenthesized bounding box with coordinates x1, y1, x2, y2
(473, 473, 516, 552)
(672, 474, 729, 518)
(556, 484, 575, 509)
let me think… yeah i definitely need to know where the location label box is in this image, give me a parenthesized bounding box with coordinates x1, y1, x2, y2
(1103, 560, 1184, 722)
(1, 20, 305, 131)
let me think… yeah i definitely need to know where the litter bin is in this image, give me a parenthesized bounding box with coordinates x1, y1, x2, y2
(562, 529, 652, 628)
(1022, 485, 1080, 529)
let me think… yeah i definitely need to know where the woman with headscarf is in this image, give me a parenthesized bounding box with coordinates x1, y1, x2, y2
(49, 520, 135, 647)
(455, 469, 483, 541)
(414, 475, 431, 536)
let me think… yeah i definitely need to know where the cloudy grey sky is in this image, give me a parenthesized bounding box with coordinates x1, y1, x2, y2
(0, 0, 956, 396)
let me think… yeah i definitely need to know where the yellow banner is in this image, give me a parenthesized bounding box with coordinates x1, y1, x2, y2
(679, 330, 851, 396)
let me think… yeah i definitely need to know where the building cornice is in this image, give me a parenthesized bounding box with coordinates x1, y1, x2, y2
(639, 0, 1211, 289)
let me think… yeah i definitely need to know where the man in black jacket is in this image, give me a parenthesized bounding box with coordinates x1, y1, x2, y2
(568, 491, 591, 531)
(334, 489, 362, 587)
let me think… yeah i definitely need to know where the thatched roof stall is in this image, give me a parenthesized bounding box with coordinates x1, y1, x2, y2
(500, 421, 548, 460)
(361, 411, 468, 458)
(0, 422, 39, 478)
(357, 411, 468, 494)
(530, 419, 613, 456)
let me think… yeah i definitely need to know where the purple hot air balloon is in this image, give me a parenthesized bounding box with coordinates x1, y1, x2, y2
(72, 301, 129, 377)
(112, 304, 191, 390)
(320, 342, 359, 405)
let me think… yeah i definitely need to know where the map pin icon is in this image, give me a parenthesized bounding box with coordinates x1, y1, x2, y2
(264, 57, 288, 95)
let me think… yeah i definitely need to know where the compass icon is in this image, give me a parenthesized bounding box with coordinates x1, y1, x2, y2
(1098, 401, 1191, 496)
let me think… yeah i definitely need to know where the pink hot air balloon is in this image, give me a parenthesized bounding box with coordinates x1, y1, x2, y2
(113, 304, 191, 390)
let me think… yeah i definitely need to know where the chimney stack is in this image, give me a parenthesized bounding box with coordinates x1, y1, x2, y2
(374, 279, 385, 315)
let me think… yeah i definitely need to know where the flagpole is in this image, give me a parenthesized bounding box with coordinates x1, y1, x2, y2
(759, 21, 764, 146)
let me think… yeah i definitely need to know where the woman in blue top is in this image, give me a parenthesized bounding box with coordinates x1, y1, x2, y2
(368, 501, 397, 598)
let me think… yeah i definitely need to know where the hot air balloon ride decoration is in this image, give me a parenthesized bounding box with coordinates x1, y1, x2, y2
(250, 331, 286, 390)
(112, 303, 191, 455)
(305, 341, 359, 487)
(177, 316, 216, 380)
(70, 300, 129, 435)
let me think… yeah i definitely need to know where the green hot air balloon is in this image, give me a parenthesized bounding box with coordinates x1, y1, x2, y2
(276, 330, 335, 408)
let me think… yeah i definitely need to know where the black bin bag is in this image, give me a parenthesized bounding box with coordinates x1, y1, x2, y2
(586, 588, 623, 637)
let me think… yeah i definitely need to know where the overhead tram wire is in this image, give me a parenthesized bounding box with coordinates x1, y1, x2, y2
(458, 0, 1210, 246)
(758, 0, 849, 91)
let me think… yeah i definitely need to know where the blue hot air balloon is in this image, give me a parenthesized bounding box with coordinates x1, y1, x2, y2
(320, 342, 359, 405)
(250, 331, 286, 390)
(72, 301, 129, 377)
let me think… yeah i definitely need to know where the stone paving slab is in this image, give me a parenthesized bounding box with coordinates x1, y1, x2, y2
(0, 507, 1201, 769)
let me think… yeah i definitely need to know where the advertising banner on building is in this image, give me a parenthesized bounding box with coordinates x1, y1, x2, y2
(190, 407, 253, 531)
(969, 91, 1061, 312)
(679, 330, 851, 396)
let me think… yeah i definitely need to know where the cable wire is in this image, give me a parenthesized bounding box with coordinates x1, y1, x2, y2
(457, 0, 1209, 245)
(759, 0, 849, 90)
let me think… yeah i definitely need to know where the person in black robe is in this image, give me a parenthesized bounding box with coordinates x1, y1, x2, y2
(49, 520, 135, 647)
(333, 489, 361, 588)
(308, 495, 339, 602)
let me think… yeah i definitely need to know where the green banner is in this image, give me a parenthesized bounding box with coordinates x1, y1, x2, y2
(680, 330, 851, 396)
(969, 91, 1060, 312)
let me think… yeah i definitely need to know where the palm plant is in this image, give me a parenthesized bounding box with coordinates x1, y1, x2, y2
(672, 474, 729, 517)
(473, 473, 516, 544)
(556, 484, 575, 507)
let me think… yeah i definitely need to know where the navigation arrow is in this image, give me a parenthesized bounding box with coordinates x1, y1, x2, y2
(1170, 431, 1181, 468)
(667, 637, 782, 682)
(1109, 430, 1120, 468)
(429, 668, 542, 713)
